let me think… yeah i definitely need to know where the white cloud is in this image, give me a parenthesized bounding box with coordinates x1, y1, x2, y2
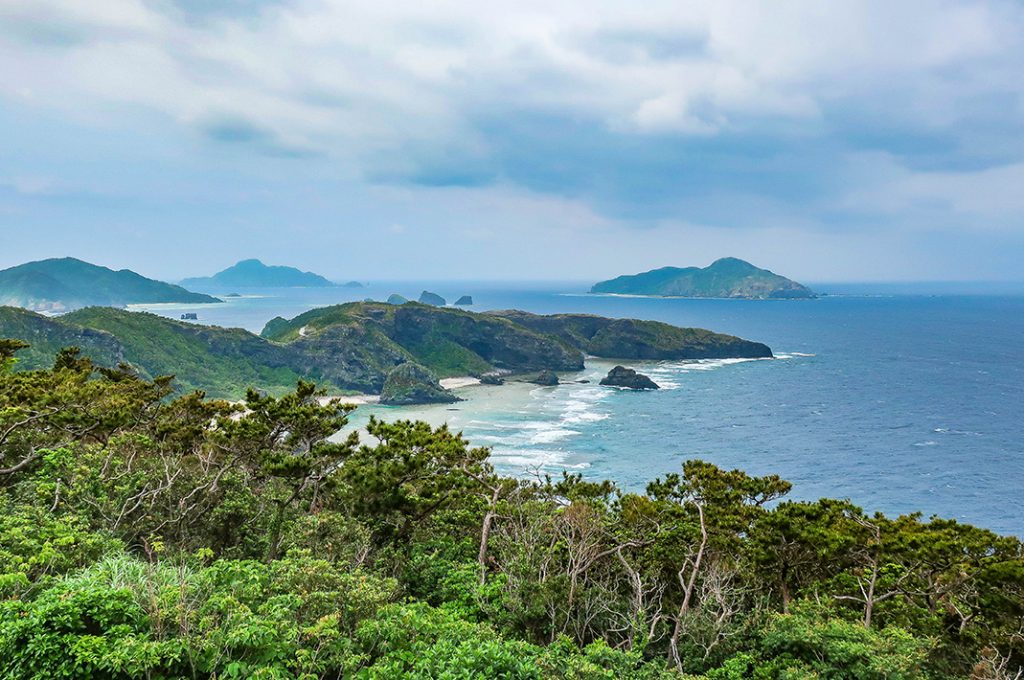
(2, 0, 1021, 162)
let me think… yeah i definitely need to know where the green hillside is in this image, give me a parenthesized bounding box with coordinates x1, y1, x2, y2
(0, 257, 220, 312)
(0, 306, 124, 370)
(591, 257, 815, 299)
(60, 308, 311, 398)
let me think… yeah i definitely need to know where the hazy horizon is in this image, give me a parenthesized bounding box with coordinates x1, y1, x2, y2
(5, 254, 1024, 288)
(3, 1, 1024, 282)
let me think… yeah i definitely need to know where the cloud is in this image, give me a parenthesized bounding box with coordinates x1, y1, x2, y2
(2, 0, 1024, 280)
(4, 1, 1021, 171)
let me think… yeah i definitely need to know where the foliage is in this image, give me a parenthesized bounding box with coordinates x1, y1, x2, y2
(0, 340, 1022, 678)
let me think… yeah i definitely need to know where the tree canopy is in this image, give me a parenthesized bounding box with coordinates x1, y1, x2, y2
(1, 339, 1021, 678)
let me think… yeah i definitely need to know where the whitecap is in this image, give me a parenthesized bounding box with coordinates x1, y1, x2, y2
(528, 428, 581, 445)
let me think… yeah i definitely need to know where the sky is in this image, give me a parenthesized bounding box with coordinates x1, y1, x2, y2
(1, 0, 1024, 283)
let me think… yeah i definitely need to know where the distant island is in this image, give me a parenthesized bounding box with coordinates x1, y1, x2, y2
(591, 257, 815, 299)
(181, 259, 335, 289)
(1, 302, 771, 401)
(0, 257, 219, 312)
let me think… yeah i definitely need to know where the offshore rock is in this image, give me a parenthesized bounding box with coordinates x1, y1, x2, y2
(528, 370, 559, 386)
(418, 291, 446, 306)
(600, 365, 659, 390)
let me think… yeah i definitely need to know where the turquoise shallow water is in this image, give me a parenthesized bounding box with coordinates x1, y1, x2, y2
(134, 282, 1024, 536)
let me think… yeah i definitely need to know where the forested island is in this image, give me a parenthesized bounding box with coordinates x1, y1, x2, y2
(0, 340, 1021, 678)
(0, 257, 219, 312)
(0, 302, 771, 400)
(181, 259, 336, 289)
(592, 258, 815, 299)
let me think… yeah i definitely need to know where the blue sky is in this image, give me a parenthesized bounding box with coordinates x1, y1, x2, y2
(1, 0, 1023, 282)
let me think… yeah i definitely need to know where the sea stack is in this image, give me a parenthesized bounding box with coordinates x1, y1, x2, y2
(418, 291, 446, 306)
(528, 370, 560, 386)
(600, 366, 659, 390)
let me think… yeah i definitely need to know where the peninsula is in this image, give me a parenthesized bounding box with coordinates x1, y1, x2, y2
(1, 301, 772, 401)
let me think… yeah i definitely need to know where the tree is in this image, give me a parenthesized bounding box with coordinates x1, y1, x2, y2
(647, 460, 791, 671)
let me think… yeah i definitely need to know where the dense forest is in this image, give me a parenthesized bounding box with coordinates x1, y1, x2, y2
(1, 338, 1021, 679)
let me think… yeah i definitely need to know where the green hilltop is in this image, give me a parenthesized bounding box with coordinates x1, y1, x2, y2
(0, 257, 220, 312)
(591, 257, 815, 299)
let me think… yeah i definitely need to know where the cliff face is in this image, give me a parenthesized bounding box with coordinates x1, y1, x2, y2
(487, 311, 773, 360)
(287, 323, 413, 393)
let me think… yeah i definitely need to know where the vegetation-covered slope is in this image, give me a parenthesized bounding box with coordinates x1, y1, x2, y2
(489, 310, 773, 359)
(60, 308, 312, 397)
(591, 258, 815, 299)
(0, 257, 220, 312)
(181, 258, 335, 289)
(0, 306, 125, 370)
(0, 348, 1021, 678)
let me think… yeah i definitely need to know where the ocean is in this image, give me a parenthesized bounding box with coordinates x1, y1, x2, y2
(131, 281, 1024, 536)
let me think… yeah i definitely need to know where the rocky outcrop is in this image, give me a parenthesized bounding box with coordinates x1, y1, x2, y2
(418, 291, 446, 306)
(480, 373, 504, 385)
(288, 323, 412, 394)
(387, 294, 408, 305)
(379, 362, 460, 405)
(600, 366, 659, 390)
(528, 370, 559, 386)
(260, 302, 584, 392)
(487, 311, 772, 360)
(454, 295, 473, 306)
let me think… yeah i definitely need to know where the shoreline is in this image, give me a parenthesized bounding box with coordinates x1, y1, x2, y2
(318, 375, 483, 406)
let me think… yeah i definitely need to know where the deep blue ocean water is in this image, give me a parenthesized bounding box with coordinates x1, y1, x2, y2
(134, 282, 1024, 536)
